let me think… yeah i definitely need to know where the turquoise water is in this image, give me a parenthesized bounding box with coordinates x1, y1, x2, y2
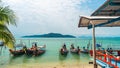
(0, 38, 120, 68)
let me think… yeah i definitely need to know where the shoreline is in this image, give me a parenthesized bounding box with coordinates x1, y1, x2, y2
(2, 63, 101, 68)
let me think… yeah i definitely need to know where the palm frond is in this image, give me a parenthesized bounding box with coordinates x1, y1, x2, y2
(0, 6, 17, 26)
(0, 5, 17, 49)
(0, 30, 15, 49)
(0, 23, 13, 34)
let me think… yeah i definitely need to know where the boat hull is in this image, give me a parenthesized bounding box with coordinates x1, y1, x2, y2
(25, 48, 46, 56)
(9, 50, 25, 56)
(81, 51, 89, 54)
(70, 49, 80, 54)
(60, 50, 68, 55)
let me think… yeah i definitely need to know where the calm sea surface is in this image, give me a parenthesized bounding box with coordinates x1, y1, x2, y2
(0, 38, 120, 68)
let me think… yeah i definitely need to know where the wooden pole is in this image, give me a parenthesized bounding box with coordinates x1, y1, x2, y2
(92, 23, 97, 68)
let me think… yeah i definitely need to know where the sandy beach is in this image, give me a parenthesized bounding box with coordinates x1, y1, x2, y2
(3, 64, 98, 68)
(2, 63, 101, 68)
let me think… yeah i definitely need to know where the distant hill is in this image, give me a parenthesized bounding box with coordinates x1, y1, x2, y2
(22, 33, 76, 38)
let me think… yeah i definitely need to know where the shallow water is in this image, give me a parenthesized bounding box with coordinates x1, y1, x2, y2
(0, 38, 120, 68)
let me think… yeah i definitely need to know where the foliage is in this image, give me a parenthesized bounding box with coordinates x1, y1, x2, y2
(0, 5, 17, 49)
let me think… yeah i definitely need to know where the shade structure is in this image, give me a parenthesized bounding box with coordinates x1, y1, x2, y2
(78, 16, 120, 68)
(78, 16, 120, 28)
(91, 0, 120, 16)
(78, 0, 120, 68)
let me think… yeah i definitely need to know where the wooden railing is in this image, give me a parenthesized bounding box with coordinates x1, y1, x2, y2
(96, 52, 119, 68)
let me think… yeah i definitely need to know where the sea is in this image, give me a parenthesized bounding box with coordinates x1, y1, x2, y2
(0, 37, 120, 68)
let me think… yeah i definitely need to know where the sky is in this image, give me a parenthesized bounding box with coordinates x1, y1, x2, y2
(2, 0, 120, 37)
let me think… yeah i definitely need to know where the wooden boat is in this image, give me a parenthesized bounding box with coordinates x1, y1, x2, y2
(69, 44, 80, 54)
(9, 49, 25, 56)
(80, 41, 90, 54)
(70, 49, 80, 54)
(81, 50, 89, 54)
(25, 45, 46, 56)
(60, 43, 69, 55)
(60, 48, 68, 55)
(81, 46, 89, 54)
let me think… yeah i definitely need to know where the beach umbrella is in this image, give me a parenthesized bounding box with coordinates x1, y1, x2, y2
(78, 0, 120, 68)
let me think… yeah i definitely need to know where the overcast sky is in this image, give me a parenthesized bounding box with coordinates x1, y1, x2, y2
(2, 0, 120, 37)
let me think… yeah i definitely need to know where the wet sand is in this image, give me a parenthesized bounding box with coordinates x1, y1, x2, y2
(2, 63, 101, 68)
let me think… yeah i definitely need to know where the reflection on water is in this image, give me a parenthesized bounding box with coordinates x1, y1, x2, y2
(59, 53, 68, 61)
(71, 53, 80, 60)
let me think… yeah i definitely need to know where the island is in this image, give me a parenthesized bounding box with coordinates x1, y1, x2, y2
(22, 33, 76, 38)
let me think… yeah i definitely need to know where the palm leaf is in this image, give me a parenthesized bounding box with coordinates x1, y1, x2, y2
(0, 23, 13, 34)
(0, 6, 17, 26)
(0, 30, 15, 49)
(0, 6, 17, 49)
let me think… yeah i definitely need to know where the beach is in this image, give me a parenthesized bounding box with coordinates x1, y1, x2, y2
(1, 63, 101, 68)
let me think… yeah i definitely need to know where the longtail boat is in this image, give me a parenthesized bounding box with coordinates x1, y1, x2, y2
(70, 49, 80, 54)
(60, 48, 68, 55)
(9, 49, 25, 56)
(24, 45, 46, 56)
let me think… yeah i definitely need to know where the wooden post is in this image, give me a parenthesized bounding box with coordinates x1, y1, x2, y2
(92, 23, 97, 68)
